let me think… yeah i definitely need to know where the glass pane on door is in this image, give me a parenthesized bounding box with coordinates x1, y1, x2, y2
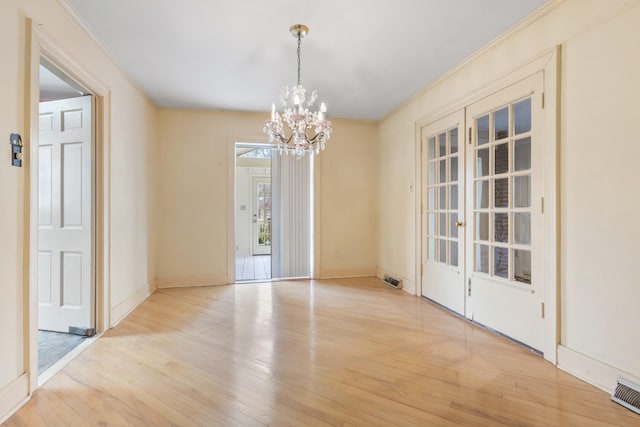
(472, 96, 534, 284)
(514, 249, 531, 284)
(256, 182, 272, 249)
(425, 124, 461, 267)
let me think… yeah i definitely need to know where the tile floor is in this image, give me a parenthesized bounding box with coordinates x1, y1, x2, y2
(38, 330, 86, 374)
(235, 255, 271, 281)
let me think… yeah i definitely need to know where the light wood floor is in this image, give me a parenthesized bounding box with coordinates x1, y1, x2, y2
(4, 278, 638, 426)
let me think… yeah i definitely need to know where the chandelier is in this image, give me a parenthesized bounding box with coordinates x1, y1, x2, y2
(263, 24, 332, 157)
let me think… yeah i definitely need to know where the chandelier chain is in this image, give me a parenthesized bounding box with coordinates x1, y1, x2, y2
(297, 33, 302, 86)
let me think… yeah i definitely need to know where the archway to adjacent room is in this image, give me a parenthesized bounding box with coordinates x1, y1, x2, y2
(235, 145, 273, 281)
(234, 143, 313, 282)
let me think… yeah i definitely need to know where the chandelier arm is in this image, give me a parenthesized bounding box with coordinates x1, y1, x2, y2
(306, 132, 325, 145)
(273, 132, 293, 146)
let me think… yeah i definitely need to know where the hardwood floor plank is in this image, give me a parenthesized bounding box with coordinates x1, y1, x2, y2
(3, 278, 638, 426)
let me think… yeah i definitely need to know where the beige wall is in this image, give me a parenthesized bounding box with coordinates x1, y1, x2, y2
(0, 0, 26, 396)
(0, 0, 157, 414)
(560, 1, 640, 382)
(155, 110, 377, 286)
(109, 87, 157, 319)
(317, 120, 378, 278)
(378, 0, 640, 388)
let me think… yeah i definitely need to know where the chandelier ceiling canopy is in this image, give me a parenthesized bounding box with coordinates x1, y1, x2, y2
(263, 24, 332, 157)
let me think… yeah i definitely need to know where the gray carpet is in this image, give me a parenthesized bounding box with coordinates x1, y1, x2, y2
(38, 330, 86, 374)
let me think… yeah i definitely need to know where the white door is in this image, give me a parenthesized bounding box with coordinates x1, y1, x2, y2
(465, 73, 544, 351)
(38, 95, 94, 333)
(252, 177, 272, 255)
(421, 110, 466, 315)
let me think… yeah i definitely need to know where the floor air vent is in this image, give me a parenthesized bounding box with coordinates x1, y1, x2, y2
(383, 275, 402, 289)
(612, 378, 640, 415)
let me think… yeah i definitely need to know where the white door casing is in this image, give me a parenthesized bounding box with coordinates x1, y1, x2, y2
(421, 110, 466, 315)
(38, 95, 94, 333)
(465, 73, 544, 352)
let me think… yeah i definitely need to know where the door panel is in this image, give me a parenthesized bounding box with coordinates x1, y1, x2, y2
(421, 110, 465, 315)
(465, 73, 544, 351)
(62, 142, 83, 226)
(38, 96, 94, 333)
(38, 145, 53, 226)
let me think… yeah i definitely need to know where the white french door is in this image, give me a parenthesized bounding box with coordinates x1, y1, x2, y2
(38, 95, 94, 333)
(419, 73, 546, 352)
(252, 177, 272, 256)
(421, 110, 466, 315)
(464, 73, 544, 351)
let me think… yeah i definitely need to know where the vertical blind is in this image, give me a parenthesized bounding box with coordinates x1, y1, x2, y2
(271, 151, 311, 278)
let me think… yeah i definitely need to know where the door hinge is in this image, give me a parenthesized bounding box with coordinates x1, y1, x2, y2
(421, 203, 423, 215)
(421, 264, 424, 276)
(541, 302, 545, 319)
(468, 278, 471, 297)
(468, 127, 472, 145)
(541, 92, 545, 109)
(541, 197, 545, 214)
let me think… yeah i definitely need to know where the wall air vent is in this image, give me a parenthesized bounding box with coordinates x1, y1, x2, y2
(611, 378, 640, 415)
(383, 275, 402, 289)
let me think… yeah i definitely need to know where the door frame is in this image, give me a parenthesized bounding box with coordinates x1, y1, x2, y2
(230, 140, 273, 284)
(25, 20, 111, 392)
(228, 139, 318, 283)
(415, 47, 559, 363)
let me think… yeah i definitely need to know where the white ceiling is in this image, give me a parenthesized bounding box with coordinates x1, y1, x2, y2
(64, 0, 548, 121)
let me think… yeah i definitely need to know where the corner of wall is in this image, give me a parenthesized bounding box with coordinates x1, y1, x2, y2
(0, 374, 29, 425)
(110, 283, 155, 327)
(375, 267, 416, 296)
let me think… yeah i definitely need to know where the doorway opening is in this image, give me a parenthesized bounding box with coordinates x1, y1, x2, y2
(235, 145, 273, 281)
(36, 58, 96, 379)
(234, 143, 313, 282)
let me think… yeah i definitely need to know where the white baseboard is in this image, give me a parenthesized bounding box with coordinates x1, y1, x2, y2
(0, 374, 29, 424)
(155, 274, 229, 288)
(110, 284, 155, 327)
(319, 268, 376, 280)
(557, 345, 640, 394)
(376, 268, 416, 295)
